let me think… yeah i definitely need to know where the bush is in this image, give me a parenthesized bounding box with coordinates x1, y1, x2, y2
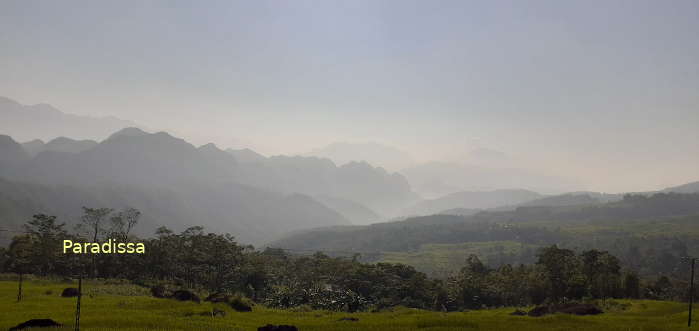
(171, 289, 201, 303)
(61, 288, 80, 297)
(228, 294, 254, 312)
(85, 284, 150, 297)
(265, 285, 369, 312)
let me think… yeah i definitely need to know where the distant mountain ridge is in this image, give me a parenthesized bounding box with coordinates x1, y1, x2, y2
(401, 189, 543, 216)
(400, 161, 584, 198)
(663, 181, 699, 194)
(0, 129, 354, 243)
(0, 96, 139, 142)
(306, 141, 415, 172)
(21, 137, 98, 157)
(0, 128, 419, 243)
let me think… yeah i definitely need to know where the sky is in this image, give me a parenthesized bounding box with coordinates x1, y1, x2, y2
(1, 0, 698, 193)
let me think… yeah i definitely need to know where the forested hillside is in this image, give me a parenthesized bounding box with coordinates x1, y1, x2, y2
(272, 193, 699, 277)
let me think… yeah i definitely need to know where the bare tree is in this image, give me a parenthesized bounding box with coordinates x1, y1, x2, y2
(76, 207, 113, 277)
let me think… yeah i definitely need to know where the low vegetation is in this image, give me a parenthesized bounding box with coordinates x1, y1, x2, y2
(1, 279, 697, 331)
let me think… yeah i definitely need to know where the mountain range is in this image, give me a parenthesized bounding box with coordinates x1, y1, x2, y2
(0, 127, 418, 243)
(306, 141, 415, 172)
(2, 96, 697, 247)
(0, 96, 139, 142)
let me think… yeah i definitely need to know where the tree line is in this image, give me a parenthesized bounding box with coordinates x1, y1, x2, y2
(0, 208, 694, 312)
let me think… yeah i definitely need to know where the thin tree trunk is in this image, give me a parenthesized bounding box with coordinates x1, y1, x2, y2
(17, 273, 23, 302)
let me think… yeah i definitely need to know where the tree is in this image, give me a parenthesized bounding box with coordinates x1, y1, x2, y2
(452, 255, 490, 308)
(582, 249, 622, 299)
(23, 214, 68, 275)
(537, 245, 583, 302)
(623, 272, 640, 299)
(108, 208, 141, 239)
(76, 207, 113, 277)
(5, 235, 34, 301)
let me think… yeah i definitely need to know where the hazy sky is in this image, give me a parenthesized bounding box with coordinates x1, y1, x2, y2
(1, 0, 698, 192)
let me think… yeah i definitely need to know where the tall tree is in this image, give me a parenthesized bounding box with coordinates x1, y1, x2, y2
(537, 245, 583, 302)
(76, 207, 113, 277)
(23, 214, 68, 275)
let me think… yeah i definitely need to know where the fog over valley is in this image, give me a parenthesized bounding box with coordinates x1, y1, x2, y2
(2, 2, 699, 328)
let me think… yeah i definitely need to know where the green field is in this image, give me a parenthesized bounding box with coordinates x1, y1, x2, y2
(1, 280, 696, 331)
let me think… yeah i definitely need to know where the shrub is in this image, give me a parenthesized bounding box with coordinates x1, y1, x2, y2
(228, 294, 254, 312)
(61, 288, 79, 297)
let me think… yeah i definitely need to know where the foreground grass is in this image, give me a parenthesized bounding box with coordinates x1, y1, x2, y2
(0, 280, 695, 331)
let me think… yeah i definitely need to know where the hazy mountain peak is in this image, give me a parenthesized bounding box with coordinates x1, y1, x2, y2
(20, 139, 45, 157)
(0, 96, 21, 107)
(663, 181, 699, 194)
(226, 148, 266, 164)
(107, 127, 150, 140)
(0, 134, 30, 168)
(0, 96, 141, 142)
(307, 141, 414, 171)
(22, 138, 44, 144)
(44, 137, 98, 154)
(199, 142, 220, 151)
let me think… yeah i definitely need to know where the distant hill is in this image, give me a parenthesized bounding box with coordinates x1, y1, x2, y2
(313, 195, 381, 224)
(21, 137, 98, 156)
(0, 128, 352, 244)
(401, 189, 542, 216)
(271, 192, 699, 255)
(437, 208, 481, 217)
(0, 96, 140, 142)
(663, 181, 699, 194)
(400, 162, 583, 198)
(306, 141, 414, 172)
(0, 135, 30, 174)
(228, 154, 419, 217)
(226, 148, 266, 164)
(519, 192, 622, 207)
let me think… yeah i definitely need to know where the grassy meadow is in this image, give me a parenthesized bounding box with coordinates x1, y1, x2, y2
(0, 279, 696, 331)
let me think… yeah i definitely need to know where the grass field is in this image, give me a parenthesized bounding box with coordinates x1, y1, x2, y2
(1, 279, 696, 331)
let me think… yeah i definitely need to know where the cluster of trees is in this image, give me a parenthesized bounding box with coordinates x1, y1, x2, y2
(445, 247, 632, 309)
(0, 208, 695, 312)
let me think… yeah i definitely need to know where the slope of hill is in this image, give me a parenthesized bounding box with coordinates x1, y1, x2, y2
(0, 96, 139, 142)
(400, 161, 583, 198)
(663, 181, 699, 193)
(437, 208, 481, 217)
(0, 135, 29, 172)
(401, 189, 542, 216)
(226, 148, 266, 164)
(313, 195, 381, 224)
(519, 192, 622, 207)
(271, 192, 699, 256)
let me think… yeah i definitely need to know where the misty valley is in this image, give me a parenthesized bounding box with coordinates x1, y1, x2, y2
(1, 1, 698, 329)
(1, 110, 699, 330)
